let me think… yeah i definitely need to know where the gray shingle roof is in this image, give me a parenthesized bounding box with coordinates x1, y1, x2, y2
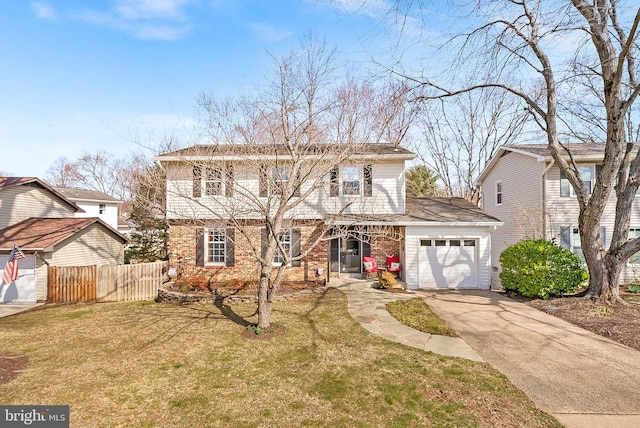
(54, 187, 120, 203)
(156, 143, 414, 158)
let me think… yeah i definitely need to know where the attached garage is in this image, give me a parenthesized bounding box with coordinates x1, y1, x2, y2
(401, 198, 502, 290)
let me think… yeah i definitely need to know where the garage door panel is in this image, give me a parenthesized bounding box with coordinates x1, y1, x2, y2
(418, 239, 477, 289)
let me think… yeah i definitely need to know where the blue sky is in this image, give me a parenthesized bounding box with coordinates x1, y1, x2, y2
(1, 0, 438, 178)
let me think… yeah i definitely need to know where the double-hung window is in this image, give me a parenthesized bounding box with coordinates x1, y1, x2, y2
(560, 225, 606, 261)
(495, 180, 503, 206)
(342, 166, 361, 196)
(99, 203, 106, 214)
(207, 228, 226, 264)
(205, 168, 224, 196)
(560, 165, 597, 197)
(271, 167, 290, 193)
(274, 229, 291, 265)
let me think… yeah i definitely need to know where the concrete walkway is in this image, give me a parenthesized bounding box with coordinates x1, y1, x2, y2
(331, 278, 483, 362)
(421, 289, 640, 428)
(0, 303, 44, 318)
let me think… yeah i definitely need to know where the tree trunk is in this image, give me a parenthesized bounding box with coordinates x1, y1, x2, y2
(582, 248, 624, 304)
(257, 265, 272, 328)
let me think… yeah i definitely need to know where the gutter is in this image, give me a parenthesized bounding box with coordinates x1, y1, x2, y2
(541, 159, 555, 238)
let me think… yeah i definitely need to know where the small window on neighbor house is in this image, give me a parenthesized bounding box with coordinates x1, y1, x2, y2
(561, 165, 594, 197)
(435, 240, 446, 246)
(495, 180, 502, 205)
(420, 239, 432, 247)
(99, 204, 106, 214)
(629, 228, 640, 264)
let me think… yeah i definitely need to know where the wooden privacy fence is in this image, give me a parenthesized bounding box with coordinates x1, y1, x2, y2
(48, 261, 168, 304)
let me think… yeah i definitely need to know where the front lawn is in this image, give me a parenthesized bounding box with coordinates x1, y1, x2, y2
(0, 289, 559, 427)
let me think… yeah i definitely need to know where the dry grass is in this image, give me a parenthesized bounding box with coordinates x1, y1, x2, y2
(386, 297, 460, 337)
(0, 289, 559, 427)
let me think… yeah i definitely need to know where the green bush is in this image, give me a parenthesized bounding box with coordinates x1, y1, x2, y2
(499, 239, 588, 299)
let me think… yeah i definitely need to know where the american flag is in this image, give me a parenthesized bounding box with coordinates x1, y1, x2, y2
(2, 245, 26, 285)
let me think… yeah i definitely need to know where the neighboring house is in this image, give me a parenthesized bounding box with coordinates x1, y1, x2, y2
(54, 187, 122, 231)
(154, 144, 502, 290)
(0, 177, 127, 303)
(476, 143, 640, 288)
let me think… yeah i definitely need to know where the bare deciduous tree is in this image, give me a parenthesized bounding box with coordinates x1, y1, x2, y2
(155, 39, 416, 328)
(416, 88, 528, 203)
(378, 0, 640, 303)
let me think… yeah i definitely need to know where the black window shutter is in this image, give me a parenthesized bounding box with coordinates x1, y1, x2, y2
(225, 228, 235, 266)
(330, 238, 339, 272)
(193, 166, 202, 198)
(259, 166, 268, 197)
(291, 228, 301, 267)
(226, 164, 234, 197)
(364, 165, 372, 197)
(330, 166, 339, 197)
(261, 227, 268, 259)
(196, 227, 205, 266)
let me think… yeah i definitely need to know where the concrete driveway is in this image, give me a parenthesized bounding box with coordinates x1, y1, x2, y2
(421, 290, 640, 428)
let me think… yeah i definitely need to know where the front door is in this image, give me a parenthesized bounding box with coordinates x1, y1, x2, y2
(340, 237, 361, 273)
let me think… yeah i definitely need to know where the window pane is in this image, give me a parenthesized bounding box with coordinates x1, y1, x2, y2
(435, 240, 446, 246)
(208, 229, 226, 264)
(463, 240, 476, 246)
(275, 230, 291, 264)
(420, 239, 432, 247)
(342, 166, 361, 196)
(450, 240, 461, 246)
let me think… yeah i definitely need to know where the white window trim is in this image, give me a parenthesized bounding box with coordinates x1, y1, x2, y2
(202, 168, 225, 197)
(495, 180, 503, 206)
(341, 165, 362, 197)
(206, 228, 226, 266)
(561, 165, 595, 197)
(274, 229, 292, 266)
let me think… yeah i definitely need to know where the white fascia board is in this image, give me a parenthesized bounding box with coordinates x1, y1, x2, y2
(69, 198, 122, 204)
(153, 153, 415, 162)
(327, 220, 504, 227)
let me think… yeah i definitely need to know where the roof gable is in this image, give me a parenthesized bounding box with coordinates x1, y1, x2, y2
(0, 217, 128, 251)
(0, 177, 85, 213)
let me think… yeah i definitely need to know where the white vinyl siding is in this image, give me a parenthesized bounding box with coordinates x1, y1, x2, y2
(0, 185, 76, 229)
(164, 160, 408, 219)
(72, 201, 120, 230)
(49, 224, 125, 266)
(479, 151, 546, 287)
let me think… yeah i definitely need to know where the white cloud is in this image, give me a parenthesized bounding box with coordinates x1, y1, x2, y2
(31, 2, 56, 20)
(75, 0, 196, 40)
(248, 22, 292, 44)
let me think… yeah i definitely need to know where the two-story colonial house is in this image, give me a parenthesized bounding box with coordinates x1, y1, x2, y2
(476, 143, 640, 288)
(154, 143, 502, 290)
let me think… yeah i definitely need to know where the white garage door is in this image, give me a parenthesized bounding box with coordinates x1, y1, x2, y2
(418, 239, 478, 289)
(0, 254, 36, 303)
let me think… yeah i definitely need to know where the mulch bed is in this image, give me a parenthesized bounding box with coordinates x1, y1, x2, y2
(526, 292, 640, 351)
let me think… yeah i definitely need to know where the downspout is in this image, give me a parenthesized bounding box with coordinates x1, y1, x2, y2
(541, 159, 555, 238)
